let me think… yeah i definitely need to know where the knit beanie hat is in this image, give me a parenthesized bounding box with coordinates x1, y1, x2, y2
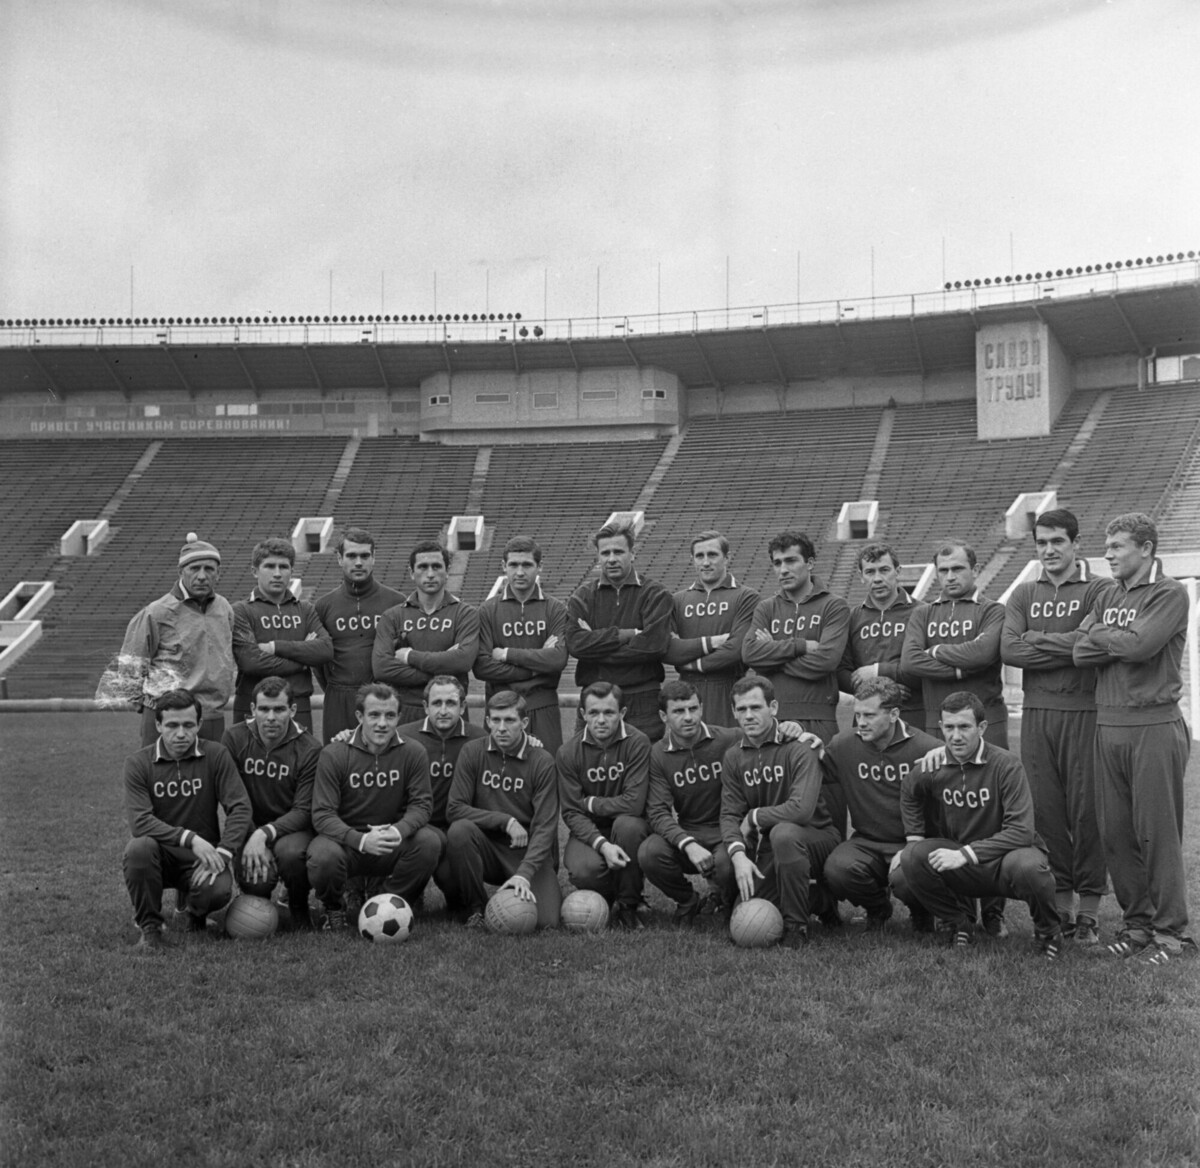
(179, 532, 221, 569)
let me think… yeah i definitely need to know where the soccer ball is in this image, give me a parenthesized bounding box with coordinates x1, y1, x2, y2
(560, 890, 609, 933)
(484, 886, 538, 935)
(358, 894, 413, 943)
(224, 894, 279, 940)
(729, 898, 784, 948)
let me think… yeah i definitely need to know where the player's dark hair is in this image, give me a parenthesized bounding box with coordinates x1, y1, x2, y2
(581, 680, 624, 709)
(767, 530, 815, 562)
(591, 521, 635, 551)
(409, 539, 449, 571)
(690, 529, 729, 556)
(155, 689, 203, 723)
(252, 676, 295, 704)
(658, 678, 699, 712)
(731, 673, 775, 705)
(423, 674, 466, 702)
(934, 539, 976, 569)
(1033, 509, 1079, 542)
(853, 676, 904, 709)
(1106, 511, 1158, 556)
(486, 689, 527, 716)
(502, 535, 542, 564)
(355, 682, 399, 713)
(251, 537, 295, 569)
(337, 527, 376, 556)
(857, 542, 900, 572)
(940, 690, 985, 723)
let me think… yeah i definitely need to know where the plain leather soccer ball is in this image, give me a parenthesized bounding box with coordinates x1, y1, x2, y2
(224, 894, 280, 940)
(729, 898, 784, 948)
(559, 889, 609, 933)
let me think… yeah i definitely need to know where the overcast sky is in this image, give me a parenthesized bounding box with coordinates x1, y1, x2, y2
(2, 0, 1196, 323)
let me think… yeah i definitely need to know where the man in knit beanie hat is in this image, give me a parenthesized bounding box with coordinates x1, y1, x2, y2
(108, 532, 236, 745)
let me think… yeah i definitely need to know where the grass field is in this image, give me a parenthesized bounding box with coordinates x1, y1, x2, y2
(1, 710, 1198, 1168)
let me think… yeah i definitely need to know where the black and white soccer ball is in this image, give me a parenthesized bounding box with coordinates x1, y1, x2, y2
(358, 893, 413, 943)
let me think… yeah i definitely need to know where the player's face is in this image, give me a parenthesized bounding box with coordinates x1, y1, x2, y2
(853, 695, 897, 745)
(771, 545, 813, 596)
(338, 540, 375, 585)
(252, 691, 295, 744)
(157, 706, 200, 758)
(357, 693, 401, 748)
(503, 552, 539, 597)
(582, 694, 625, 744)
(1034, 526, 1078, 579)
(1104, 530, 1152, 583)
(412, 552, 448, 596)
(180, 559, 220, 601)
(732, 686, 777, 740)
(596, 536, 635, 586)
(940, 707, 986, 762)
(661, 695, 703, 742)
(487, 705, 528, 751)
(935, 549, 975, 599)
(860, 555, 899, 606)
(255, 555, 293, 601)
(423, 682, 464, 734)
(691, 538, 728, 588)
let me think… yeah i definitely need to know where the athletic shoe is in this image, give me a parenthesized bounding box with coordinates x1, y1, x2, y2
(816, 906, 844, 930)
(864, 902, 894, 931)
(465, 910, 487, 931)
(981, 914, 1008, 939)
(781, 924, 809, 949)
(1107, 931, 1151, 959)
(184, 912, 208, 934)
(673, 893, 702, 928)
(134, 928, 173, 953)
(1072, 915, 1100, 946)
(322, 907, 348, 933)
(611, 903, 645, 931)
(1039, 931, 1064, 962)
(952, 926, 973, 950)
(1140, 937, 1198, 966)
(343, 888, 365, 925)
(698, 890, 728, 916)
(272, 884, 290, 909)
(909, 907, 935, 934)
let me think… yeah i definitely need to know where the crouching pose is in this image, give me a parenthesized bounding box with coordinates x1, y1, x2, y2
(444, 690, 562, 929)
(900, 691, 1062, 959)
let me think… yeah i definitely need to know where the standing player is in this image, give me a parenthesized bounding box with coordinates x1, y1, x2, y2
(837, 543, 925, 732)
(638, 679, 817, 925)
(399, 675, 487, 912)
(742, 530, 849, 743)
(901, 541, 1008, 746)
(664, 530, 759, 728)
(558, 681, 652, 929)
(899, 691, 1062, 959)
(306, 683, 441, 931)
(122, 689, 251, 950)
(566, 520, 673, 742)
(444, 690, 562, 929)
(231, 537, 333, 730)
(902, 540, 1008, 936)
(474, 536, 569, 756)
(1073, 512, 1194, 964)
(112, 534, 235, 746)
(221, 676, 322, 929)
(1001, 509, 1108, 942)
(372, 540, 479, 724)
(821, 678, 943, 931)
(314, 528, 404, 744)
(721, 675, 841, 947)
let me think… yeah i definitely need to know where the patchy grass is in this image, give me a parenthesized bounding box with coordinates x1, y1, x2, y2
(1, 712, 1198, 1168)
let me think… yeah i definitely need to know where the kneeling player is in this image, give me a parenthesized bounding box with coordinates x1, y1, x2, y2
(221, 677, 321, 928)
(899, 691, 1062, 958)
(558, 682, 652, 929)
(444, 690, 562, 929)
(821, 678, 942, 931)
(721, 675, 841, 947)
(122, 689, 251, 950)
(307, 683, 441, 931)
